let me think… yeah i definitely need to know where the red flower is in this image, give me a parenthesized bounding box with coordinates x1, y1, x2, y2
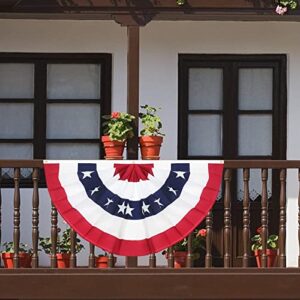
(256, 226, 262, 234)
(197, 229, 207, 237)
(111, 112, 120, 119)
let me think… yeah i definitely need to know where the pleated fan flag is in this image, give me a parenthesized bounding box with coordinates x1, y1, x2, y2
(44, 160, 224, 256)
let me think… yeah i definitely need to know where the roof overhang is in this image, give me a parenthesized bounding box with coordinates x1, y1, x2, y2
(0, 0, 300, 25)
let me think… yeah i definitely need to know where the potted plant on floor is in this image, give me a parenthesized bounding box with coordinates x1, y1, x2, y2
(101, 112, 135, 159)
(162, 229, 207, 268)
(39, 227, 84, 268)
(1, 242, 32, 268)
(95, 253, 117, 268)
(251, 226, 278, 268)
(139, 105, 164, 159)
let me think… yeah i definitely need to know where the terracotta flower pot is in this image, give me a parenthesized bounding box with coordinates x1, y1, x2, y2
(173, 251, 188, 268)
(139, 136, 163, 159)
(95, 256, 117, 268)
(165, 251, 187, 268)
(101, 136, 125, 159)
(254, 249, 278, 268)
(1, 252, 32, 268)
(56, 253, 71, 268)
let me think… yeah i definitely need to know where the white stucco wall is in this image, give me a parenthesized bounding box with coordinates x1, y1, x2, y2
(0, 19, 300, 266)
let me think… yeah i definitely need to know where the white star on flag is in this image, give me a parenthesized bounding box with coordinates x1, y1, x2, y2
(168, 186, 178, 196)
(118, 202, 126, 214)
(81, 171, 94, 179)
(90, 186, 100, 196)
(142, 202, 150, 214)
(125, 204, 134, 217)
(173, 171, 186, 179)
(104, 198, 114, 207)
(154, 198, 164, 207)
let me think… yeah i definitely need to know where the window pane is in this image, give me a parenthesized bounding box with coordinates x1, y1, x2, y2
(46, 104, 100, 139)
(188, 115, 222, 156)
(46, 143, 99, 159)
(189, 68, 223, 110)
(47, 64, 101, 99)
(0, 63, 34, 99)
(0, 103, 33, 138)
(238, 115, 272, 156)
(0, 144, 33, 159)
(239, 68, 273, 110)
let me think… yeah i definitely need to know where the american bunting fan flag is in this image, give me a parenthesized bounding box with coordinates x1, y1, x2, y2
(44, 160, 224, 256)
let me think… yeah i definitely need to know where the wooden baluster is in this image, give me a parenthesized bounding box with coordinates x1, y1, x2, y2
(205, 211, 213, 268)
(279, 168, 286, 267)
(108, 252, 115, 268)
(149, 253, 156, 268)
(167, 246, 174, 268)
(298, 169, 300, 267)
(242, 168, 250, 268)
(70, 228, 77, 268)
(89, 243, 95, 268)
(224, 168, 232, 268)
(261, 168, 268, 268)
(0, 167, 2, 267)
(50, 204, 58, 268)
(31, 168, 39, 268)
(186, 233, 193, 267)
(13, 168, 20, 268)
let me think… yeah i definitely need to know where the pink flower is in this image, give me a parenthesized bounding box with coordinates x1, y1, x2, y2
(275, 5, 288, 15)
(111, 112, 120, 119)
(197, 229, 207, 237)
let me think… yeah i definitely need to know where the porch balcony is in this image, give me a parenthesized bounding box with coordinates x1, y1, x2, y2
(0, 159, 300, 300)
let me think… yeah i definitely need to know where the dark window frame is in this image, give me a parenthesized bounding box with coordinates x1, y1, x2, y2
(0, 53, 112, 187)
(178, 54, 287, 267)
(178, 54, 287, 160)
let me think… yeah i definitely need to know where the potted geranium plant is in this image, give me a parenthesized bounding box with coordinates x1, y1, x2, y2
(275, 0, 298, 14)
(39, 227, 84, 268)
(162, 229, 207, 268)
(139, 105, 164, 159)
(102, 112, 135, 158)
(251, 226, 278, 268)
(1, 242, 32, 268)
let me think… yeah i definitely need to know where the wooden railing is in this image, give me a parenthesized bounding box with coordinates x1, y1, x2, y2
(2, 159, 300, 300)
(0, 159, 299, 269)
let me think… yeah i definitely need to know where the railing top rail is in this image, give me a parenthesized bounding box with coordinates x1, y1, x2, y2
(0, 160, 300, 169)
(0, 160, 43, 168)
(224, 160, 300, 169)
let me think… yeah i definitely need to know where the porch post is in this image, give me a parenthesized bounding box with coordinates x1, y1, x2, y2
(126, 25, 139, 160)
(126, 25, 140, 268)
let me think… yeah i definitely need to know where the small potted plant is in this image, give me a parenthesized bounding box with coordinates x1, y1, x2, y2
(162, 229, 207, 268)
(39, 227, 84, 268)
(95, 253, 117, 268)
(1, 242, 32, 268)
(251, 226, 278, 268)
(139, 105, 164, 159)
(101, 112, 135, 158)
(275, 0, 298, 15)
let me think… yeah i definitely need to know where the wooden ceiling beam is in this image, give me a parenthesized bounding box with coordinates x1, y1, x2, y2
(0, 0, 300, 21)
